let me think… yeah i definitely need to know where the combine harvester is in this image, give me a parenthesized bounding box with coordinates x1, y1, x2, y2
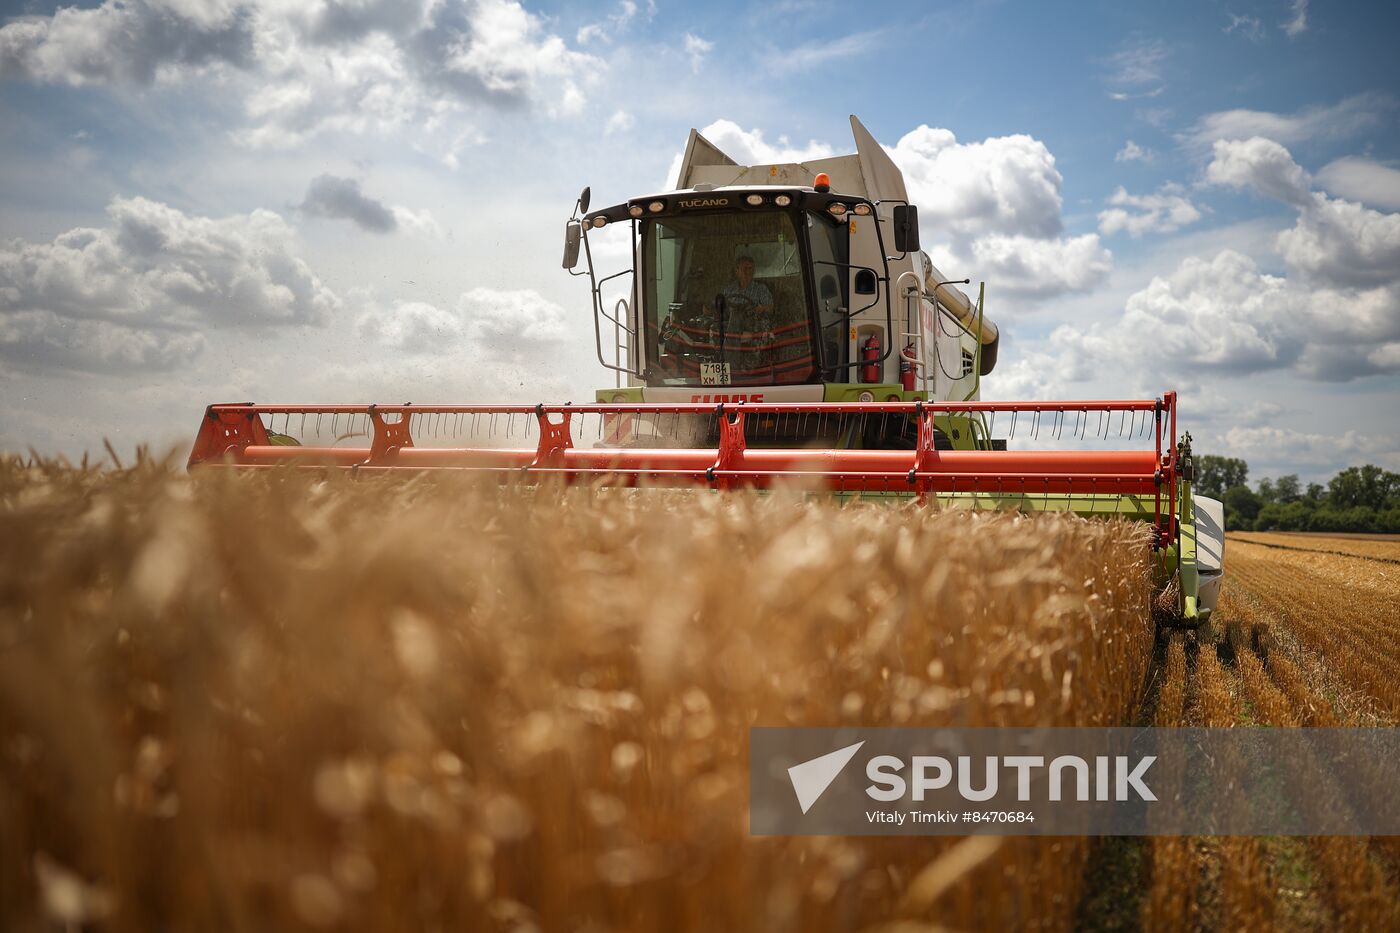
(188, 116, 1224, 628)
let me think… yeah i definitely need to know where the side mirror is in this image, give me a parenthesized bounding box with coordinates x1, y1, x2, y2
(854, 269, 877, 295)
(579, 186, 591, 215)
(892, 204, 920, 253)
(562, 221, 582, 269)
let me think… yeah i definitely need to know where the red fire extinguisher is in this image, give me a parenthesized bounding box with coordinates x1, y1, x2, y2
(861, 333, 881, 383)
(899, 342, 918, 391)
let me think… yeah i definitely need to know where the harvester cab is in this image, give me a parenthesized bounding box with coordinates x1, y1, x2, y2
(564, 115, 999, 450)
(186, 114, 1224, 632)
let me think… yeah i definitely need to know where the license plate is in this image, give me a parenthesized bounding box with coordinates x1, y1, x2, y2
(700, 362, 731, 386)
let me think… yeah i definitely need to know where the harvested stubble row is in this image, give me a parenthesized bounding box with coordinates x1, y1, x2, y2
(1190, 636, 1274, 933)
(1224, 615, 1399, 930)
(1227, 541, 1400, 719)
(1135, 572, 1400, 933)
(1142, 634, 1194, 933)
(1231, 531, 1400, 563)
(0, 459, 1158, 932)
(1226, 586, 1400, 916)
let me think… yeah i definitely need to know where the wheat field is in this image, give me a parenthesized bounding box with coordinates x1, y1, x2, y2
(6, 459, 1400, 931)
(0, 455, 1161, 931)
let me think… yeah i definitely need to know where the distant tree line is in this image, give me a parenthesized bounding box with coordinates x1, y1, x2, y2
(1194, 456, 1400, 533)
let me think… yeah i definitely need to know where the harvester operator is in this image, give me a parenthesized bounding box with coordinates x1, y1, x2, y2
(718, 256, 773, 315)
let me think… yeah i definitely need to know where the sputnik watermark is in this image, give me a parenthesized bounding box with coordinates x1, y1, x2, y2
(864, 754, 1155, 803)
(751, 728, 1400, 836)
(787, 743, 1156, 816)
(787, 741, 864, 814)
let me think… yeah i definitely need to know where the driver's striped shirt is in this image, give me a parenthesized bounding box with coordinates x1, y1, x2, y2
(720, 280, 773, 307)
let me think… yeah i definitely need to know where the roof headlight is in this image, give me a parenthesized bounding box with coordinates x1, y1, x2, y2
(745, 194, 764, 206)
(590, 216, 608, 228)
(853, 202, 872, 216)
(628, 205, 644, 218)
(774, 194, 792, 207)
(827, 202, 848, 217)
(648, 200, 665, 213)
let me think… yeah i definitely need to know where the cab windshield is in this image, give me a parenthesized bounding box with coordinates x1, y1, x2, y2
(641, 211, 815, 387)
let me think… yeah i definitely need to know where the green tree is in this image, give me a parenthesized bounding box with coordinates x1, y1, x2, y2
(1257, 478, 1276, 503)
(1328, 465, 1399, 510)
(1304, 482, 1325, 505)
(1195, 455, 1248, 497)
(1255, 500, 1314, 531)
(1222, 484, 1262, 531)
(1313, 505, 1378, 534)
(1274, 474, 1302, 502)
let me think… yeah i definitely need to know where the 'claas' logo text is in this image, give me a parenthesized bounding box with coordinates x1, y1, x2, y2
(691, 394, 764, 403)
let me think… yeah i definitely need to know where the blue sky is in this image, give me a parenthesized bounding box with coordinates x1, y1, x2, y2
(1, 0, 1397, 482)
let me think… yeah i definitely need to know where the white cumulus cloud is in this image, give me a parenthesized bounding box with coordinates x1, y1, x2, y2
(1207, 137, 1400, 288)
(1186, 93, 1391, 149)
(357, 287, 568, 357)
(357, 299, 464, 353)
(1206, 137, 1312, 206)
(887, 126, 1112, 298)
(0, 0, 600, 149)
(888, 126, 1064, 238)
(1316, 156, 1400, 212)
(1097, 185, 1202, 237)
(1033, 136, 1400, 388)
(961, 234, 1113, 296)
(0, 196, 338, 372)
(1115, 140, 1152, 163)
(1221, 426, 1400, 473)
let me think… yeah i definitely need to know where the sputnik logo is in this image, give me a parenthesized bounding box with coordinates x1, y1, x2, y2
(787, 741, 864, 814)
